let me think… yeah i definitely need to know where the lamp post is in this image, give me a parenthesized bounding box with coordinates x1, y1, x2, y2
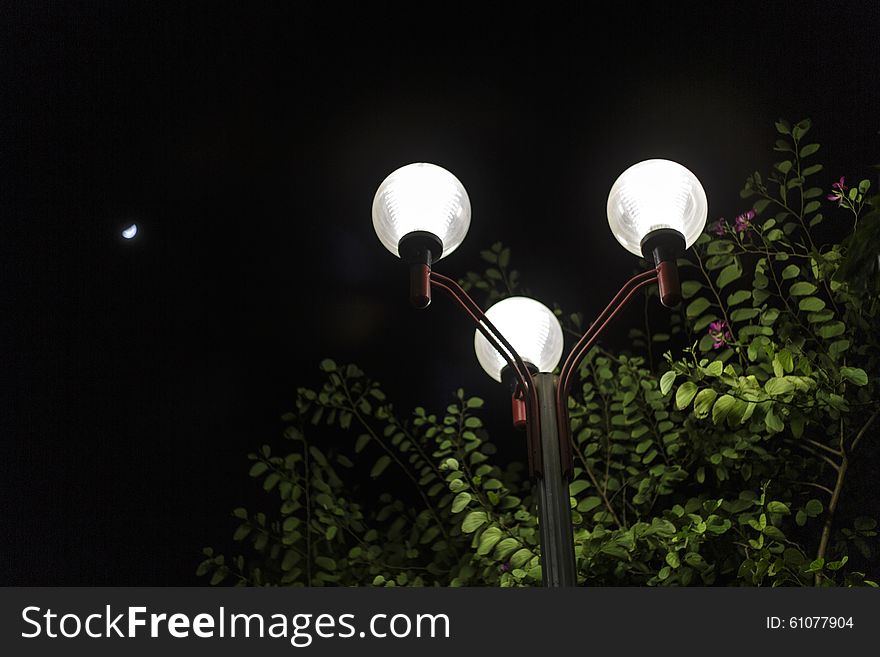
(371, 159, 708, 587)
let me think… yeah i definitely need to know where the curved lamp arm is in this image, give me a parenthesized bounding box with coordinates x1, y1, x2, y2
(428, 272, 545, 474)
(554, 265, 666, 477)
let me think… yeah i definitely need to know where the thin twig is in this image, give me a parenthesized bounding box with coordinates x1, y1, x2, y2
(815, 422, 849, 586)
(794, 480, 835, 496)
(850, 410, 879, 454)
(804, 438, 844, 457)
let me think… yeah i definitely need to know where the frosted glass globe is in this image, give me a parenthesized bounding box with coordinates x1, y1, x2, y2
(606, 159, 708, 256)
(372, 163, 471, 259)
(474, 297, 564, 383)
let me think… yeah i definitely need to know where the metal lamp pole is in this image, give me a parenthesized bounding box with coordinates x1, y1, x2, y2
(533, 372, 576, 586)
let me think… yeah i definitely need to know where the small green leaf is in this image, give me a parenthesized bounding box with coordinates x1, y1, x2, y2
(576, 496, 602, 513)
(792, 118, 811, 140)
(659, 371, 677, 395)
(451, 491, 472, 513)
(355, 434, 370, 453)
(498, 248, 511, 268)
(767, 501, 790, 515)
(693, 388, 718, 419)
(461, 511, 488, 533)
(789, 282, 816, 296)
(775, 160, 793, 175)
(308, 446, 328, 466)
(716, 261, 742, 289)
(765, 377, 794, 396)
(805, 499, 824, 516)
(249, 462, 268, 477)
(807, 309, 834, 324)
(753, 198, 772, 214)
(510, 548, 533, 569)
(494, 538, 520, 560)
(763, 526, 786, 541)
(805, 558, 824, 573)
(681, 280, 703, 299)
(686, 297, 711, 319)
(776, 350, 793, 373)
(765, 408, 784, 433)
(477, 527, 503, 556)
(840, 367, 868, 386)
(711, 394, 737, 424)
(675, 382, 698, 410)
(798, 297, 825, 312)
(817, 322, 845, 339)
(799, 143, 820, 157)
(730, 308, 760, 322)
(829, 339, 850, 357)
(569, 480, 590, 496)
(826, 556, 848, 571)
(370, 455, 392, 478)
(315, 556, 336, 571)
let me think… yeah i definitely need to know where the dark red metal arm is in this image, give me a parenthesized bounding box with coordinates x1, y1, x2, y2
(558, 269, 659, 398)
(555, 267, 660, 477)
(429, 272, 545, 475)
(559, 270, 657, 394)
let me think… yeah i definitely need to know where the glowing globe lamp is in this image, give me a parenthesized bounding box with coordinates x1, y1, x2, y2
(372, 162, 471, 261)
(474, 296, 564, 383)
(606, 158, 707, 261)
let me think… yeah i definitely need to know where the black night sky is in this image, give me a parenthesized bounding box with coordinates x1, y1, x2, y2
(3, 2, 879, 584)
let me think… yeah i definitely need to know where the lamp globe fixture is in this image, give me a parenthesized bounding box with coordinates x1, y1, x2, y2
(474, 296, 564, 383)
(606, 158, 708, 261)
(372, 162, 471, 262)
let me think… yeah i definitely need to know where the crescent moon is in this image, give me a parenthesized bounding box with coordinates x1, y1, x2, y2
(122, 224, 138, 239)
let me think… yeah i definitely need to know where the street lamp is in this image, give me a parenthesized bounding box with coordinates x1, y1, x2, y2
(372, 163, 471, 308)
(371, 158, 708, 587)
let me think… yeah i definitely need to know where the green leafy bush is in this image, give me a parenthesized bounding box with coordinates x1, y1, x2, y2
(199, 119, 879, 586)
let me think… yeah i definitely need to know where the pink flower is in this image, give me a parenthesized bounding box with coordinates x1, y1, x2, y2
(708, 320, 732, 349)
(827, 176, 847, 201)
(733, 209, 755, 234)
(710, 218, 726, 236)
